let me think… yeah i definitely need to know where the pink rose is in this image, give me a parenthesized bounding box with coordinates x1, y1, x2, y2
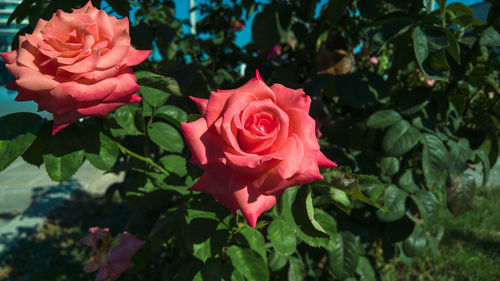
(181, 71, 337, 227)
(0, 1, 151, 134)
(81, 227, 145, 281)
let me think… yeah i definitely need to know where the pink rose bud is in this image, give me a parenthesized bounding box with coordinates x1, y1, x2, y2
(424, 76, 436, 87)
(181, 71, 337, 228)
(265, 45, 282, 59)
(369, 56, 379, 65)
(81, 227, 145, 281)
(0, 1, 151, 135)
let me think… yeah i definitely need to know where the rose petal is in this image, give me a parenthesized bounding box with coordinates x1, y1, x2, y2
(32, 18, 48, 35)
(59, 49, 100, 73)
(96, 29, 130, 69)
(286, 108, 319, 150)
(205, 91, 232, 127)
(108, 232, 145, 262)
(190, 170, 238, 213)
(181, 118, 209, 165)
(271, 84, 311, 112)
(107, 261, 135, 280)
(76, 63, 123, 81)
(10, 67, 58, 91)
(16, 37, 39, 71)
(189, 96, 208, 116)
(223, 135, 297, 174)
(83, 261, 101, 273)
(102, 69, 139, 102)
(0, 50, 17, 64)
(72, 0, 95, 14)
(261, 151, 323, 195)
(316, 152, 337, 168)
(230, 177, 278, 228)
(124, 47, 151, 66)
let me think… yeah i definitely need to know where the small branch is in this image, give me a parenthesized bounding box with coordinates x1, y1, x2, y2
(116, 143, 170, 177)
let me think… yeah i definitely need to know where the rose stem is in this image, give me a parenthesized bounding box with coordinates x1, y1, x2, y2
(116, 143, 170, 177)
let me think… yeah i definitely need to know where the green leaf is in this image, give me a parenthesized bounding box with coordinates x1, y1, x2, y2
(398, 169, 420, 193)
(410, 190, 439, 223)
(7, 0, 34, 25)
(252, 5, 280, 52)
(288, 256, 306, 281)
(140, 85, 170, 107)
(44, 150, 84, 182)
(413, 26, 429, 72)
(193, 259, 222, 281)
(314, 208, 337, 240)
(42, 124, 85, 182)
(421, 134, 448, 189)
(292, 186, 328, 237)
(281, 187, 329, 247)
(317, 187, 351, 214)
(423, 50, 451, 81)
(447, 138, 474, 175)
(320, 167, 384, 209)
(135, 71, 182, 96)
(452, 14, 474, 27)
(85, 132, 118, 171)
(21, 135, 43, 167)
(268, 217, 296, 256)
(366, 110, 402, 129)
(447, 2, 473, 15)
(479, 26, 500, 47)
(376, 185, 408, 222)
(356, 256, 376, 281)
(475, 150, 490, 185)
(269, 251, 288, 272)
(443, 29, 461, 64)
(159, 154, 187, 177)
(380, 157, 400, 177)
(156, 105, 188, 128)
(110, 103, 142, 136)
(176, 199, 232, 262)
(148, 122, 184, 153)
(105, 0, 130, 16)
(423, 26, 449, 51)
(239, 226, 267, 262)
(402, 226, 427, 257)
(328, 231, 361, 280)
(0, 113, 43, 172)
(382, 120, 420, 156)
(447, 174, 475, 215)
(226, 246, 269, 281)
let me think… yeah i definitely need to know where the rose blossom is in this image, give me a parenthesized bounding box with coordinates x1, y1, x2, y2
(0, 1, 151, 134)
(81, 227, 145, 281)
(181, 71, 337, 227)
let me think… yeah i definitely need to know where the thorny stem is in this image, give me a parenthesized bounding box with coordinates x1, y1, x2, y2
(222, 221, 245, 256)
(116, 143, 170, 177)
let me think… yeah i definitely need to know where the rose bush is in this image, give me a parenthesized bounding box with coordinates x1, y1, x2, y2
(0, 1, 151, 134)
(181, 71, 337, 227)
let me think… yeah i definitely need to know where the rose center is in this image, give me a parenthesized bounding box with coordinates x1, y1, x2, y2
(244, 112, 277, 136)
